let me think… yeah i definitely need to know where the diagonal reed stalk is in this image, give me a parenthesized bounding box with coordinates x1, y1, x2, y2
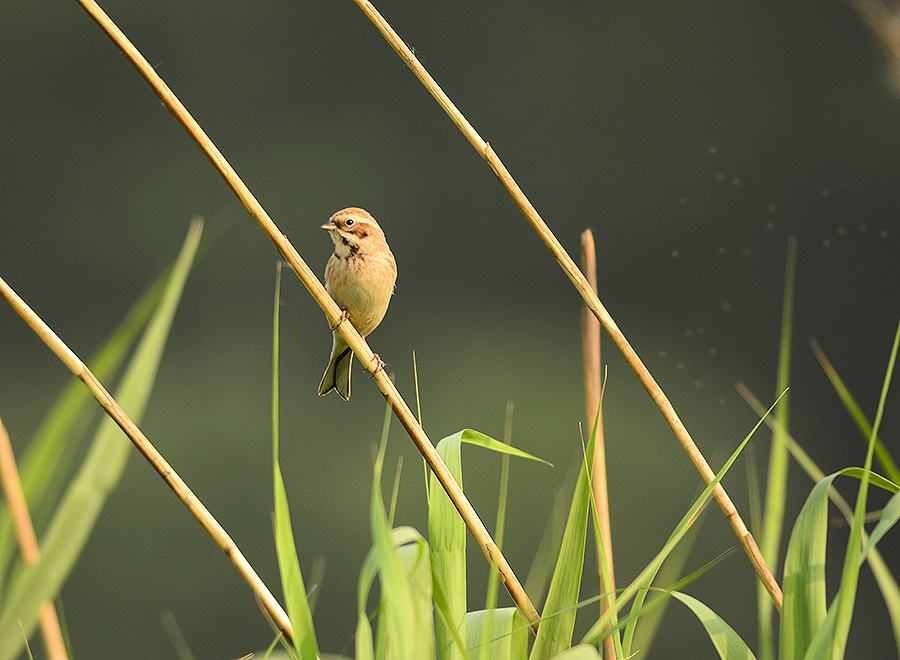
(0, 256, 298, 646)
(351, 0, 783, 610)
(71, 0, 540, 631)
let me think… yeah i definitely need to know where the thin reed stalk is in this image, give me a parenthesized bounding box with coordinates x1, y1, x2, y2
(351, 0, 782, 610)
(581, 230, 617, 660)
(0, 264, 297, 645)
(70, 0, 539, 631)
(0, 416, 68, 660)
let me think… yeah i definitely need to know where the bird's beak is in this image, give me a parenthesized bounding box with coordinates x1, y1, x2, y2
(321, 221, 336, 231)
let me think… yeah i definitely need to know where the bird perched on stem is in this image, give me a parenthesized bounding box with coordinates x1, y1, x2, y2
(318, 207, 397, 400)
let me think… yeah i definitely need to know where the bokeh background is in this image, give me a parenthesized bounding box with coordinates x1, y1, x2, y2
(1, 0, 898, 658)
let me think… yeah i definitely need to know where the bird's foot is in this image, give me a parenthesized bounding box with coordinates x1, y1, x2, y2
(330, 309, 350, 331)
(369, 353, 385, 377)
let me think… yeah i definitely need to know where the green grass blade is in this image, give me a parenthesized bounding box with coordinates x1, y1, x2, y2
(429, 431, 467, 660)
(582, 391, 783, 646)
(740, 382, 900, 658)
(467, 608, 528, 660)
(672, 591, 757, 660)
(481, 403, 515, 660)
(458, 429, 552, 466)
(0, 268, 168, 594)
(524, 470, 571, 608)
(530, 422, 596, 660)
(759, 235, 797, 660)
(605, 549, 735, 643)
(370, 412, 434, 659)
(0, 220, 202, 660)
(271, 263, 319, 660)
(828, 318, 898, 660)
(858, 489, 900, 565)
(625, 504, 707, 656)
(810, 337, 900, 484)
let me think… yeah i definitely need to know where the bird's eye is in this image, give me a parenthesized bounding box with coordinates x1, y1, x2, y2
(345, 218, 355, 227)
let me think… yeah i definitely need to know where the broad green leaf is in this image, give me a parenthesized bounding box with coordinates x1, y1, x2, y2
(781, 470, 900, 660)
(397, 531, 437, 658)
(672, 591, 756, 660)
(546, 645, 600, 660)
(271, 264, 318, 659)
(431, 565, 471, 660)
(429, 431, 467, 660)
(0, 220, 202, 660)
(780, 474, 832, 660)
(467, 608, 527, 660)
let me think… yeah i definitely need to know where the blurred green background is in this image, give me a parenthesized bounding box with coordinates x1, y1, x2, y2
(1, 0, 898, 657)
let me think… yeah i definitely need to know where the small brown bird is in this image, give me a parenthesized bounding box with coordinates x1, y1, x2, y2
(318, 207, 397, 400)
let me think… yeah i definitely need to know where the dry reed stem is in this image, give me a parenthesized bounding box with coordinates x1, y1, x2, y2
(0, 270, 295, 645)
(581, 230, 617, 660)
(352, 0, 783, 611)
(71, 0, 540, 631)
(853, 0, 900, 65)
(0, 416, 68, 660)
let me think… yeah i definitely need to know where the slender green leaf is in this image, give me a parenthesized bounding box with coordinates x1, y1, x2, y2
(837, 468, 898, 494)
(810, 337, 900, 484)
(828, 319, 898, 660)
(530, 422, 595, 660)
(481, 403, 515, 660)
(459, 429, 551, 466)
(0, 268, 169, 595)
(672, 591, 756, 660)
(859, 490, 900, 565)
(271, 263, 318, 660)
(369, 413, 434, 659)
(759, 235, 796, 660)
(739, 382, 900, 656)
(0, 220, 202, 660)
(582, 391, 782, 645)
(524, 471, 571, 607)
(605, 549, 735, 645)
(626, 503, 707, 656)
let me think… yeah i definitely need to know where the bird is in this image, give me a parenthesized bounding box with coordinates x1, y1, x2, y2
(317, 207, 397, 400)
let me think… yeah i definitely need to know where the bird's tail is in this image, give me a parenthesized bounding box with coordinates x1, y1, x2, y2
(318, 345, 353, 400)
